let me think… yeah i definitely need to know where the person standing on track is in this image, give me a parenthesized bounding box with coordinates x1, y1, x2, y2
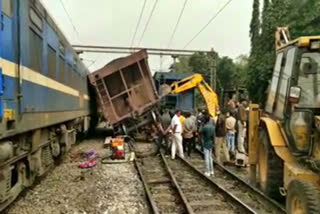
(225, 111, 237, 159)
(200, 115, 215, 177)
(183, 112, 197, 157)
(170, 110, 184, 159)
(237, 100, 248, 154)
(215, 111, 230, 164)
(156, 108, 172, 154)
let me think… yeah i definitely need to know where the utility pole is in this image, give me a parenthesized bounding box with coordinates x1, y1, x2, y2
(213, 51, 217, 91)
(209, 48, 217, 91)
(172, 55, 178, 72)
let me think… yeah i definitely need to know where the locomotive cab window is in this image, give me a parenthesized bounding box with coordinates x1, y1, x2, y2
(48, 46, 57, 79)
(30, 8, 42, 31)
(59, 43, 65, 56)
(67, 64, 72, 86)
(29, 29, 43, 72)
(2, 0, 13, 17)
(59, 56, 65, 83)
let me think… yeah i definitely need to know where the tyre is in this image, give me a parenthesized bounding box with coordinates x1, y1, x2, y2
(286, 180, 320, 214)
(258, 128, 284, 200)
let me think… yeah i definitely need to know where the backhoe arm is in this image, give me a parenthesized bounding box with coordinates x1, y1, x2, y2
(170, 73, 219, 118)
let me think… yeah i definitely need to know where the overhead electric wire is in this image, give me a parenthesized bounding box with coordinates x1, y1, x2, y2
(167, 0, 188, 48)
(130, 0, 148, 48)
(137, 0, 159, 46)
(183, 0, 233, 49)
(88, 54, 106, 70)
(59, 0, 81, 41)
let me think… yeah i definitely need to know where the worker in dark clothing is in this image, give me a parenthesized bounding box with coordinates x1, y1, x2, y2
(200, 115, 215, 177)
(215, 111, 230, 164)
(156, 108, 172, 154)
(237, 100, 248, 153)
(183, 112, 197, 157)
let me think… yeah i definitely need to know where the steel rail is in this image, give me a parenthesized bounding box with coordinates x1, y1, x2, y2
(177, 155, 257, 214)
(195, 148, 286, 213)
(160, 153, 195, 214)
(134, 160, 160, 214)
(214, 159, 286, 213)
(135, 152, 194, 214)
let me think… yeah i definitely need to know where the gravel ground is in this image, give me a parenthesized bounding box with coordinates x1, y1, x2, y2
(4, 138, 149, 214)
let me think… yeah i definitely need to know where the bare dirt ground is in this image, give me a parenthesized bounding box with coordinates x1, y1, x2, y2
(4, 137, 149, 214)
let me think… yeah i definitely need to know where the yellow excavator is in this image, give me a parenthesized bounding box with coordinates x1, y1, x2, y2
(162, 73, 219, 118)
(249, 27, 320, 213)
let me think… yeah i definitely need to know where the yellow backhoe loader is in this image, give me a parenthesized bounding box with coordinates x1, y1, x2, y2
(161, 73, 219, 118)
(249, 27, 320, 214)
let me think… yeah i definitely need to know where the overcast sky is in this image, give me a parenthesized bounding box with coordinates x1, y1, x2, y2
(40, 0, 252, 73)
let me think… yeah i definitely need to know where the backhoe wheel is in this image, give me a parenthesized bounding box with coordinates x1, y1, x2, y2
(286, 180, 320, 214)
(258, 128, 284, 200)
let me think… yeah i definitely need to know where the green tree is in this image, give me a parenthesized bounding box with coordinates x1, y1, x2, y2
(234, 55, 249, 88)
(216, 56, 236, 92)
(171, 56, 192, 73)
(249, 0, 260, 55)
(248, 0, 276, 104)
(248, 0, 320, 105)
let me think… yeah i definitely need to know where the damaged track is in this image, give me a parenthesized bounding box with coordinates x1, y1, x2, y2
(190, 151, 286, 214)
(136, 151, 257, 214)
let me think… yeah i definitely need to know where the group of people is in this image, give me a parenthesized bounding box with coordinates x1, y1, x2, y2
(215, 99, 249, 165)
(155, 99, 249, 177)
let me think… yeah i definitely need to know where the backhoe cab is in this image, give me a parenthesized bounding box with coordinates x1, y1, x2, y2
(249, 28, 320, 213)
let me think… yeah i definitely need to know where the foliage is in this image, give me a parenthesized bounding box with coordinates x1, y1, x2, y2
(248, 0, 320, 105)
(170, 56, 192, 73)
(249, 0, 260, 54)
(172, 52, 249, 102)
(216, 56, 236, 92)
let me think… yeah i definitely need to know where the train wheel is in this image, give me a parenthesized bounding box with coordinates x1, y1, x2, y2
(258, 128, 284, 200)
(286, 180, 320, 214)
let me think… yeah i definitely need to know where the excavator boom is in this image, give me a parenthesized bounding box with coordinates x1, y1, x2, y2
(170, 73, 218, 118)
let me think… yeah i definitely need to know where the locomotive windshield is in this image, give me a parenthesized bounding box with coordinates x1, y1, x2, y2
(297, 52, 320, 108)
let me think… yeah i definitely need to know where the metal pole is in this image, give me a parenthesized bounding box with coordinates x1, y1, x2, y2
(209, 56, 213, 89)
(213, 52, 217, 91)
(73, 44, 210, 54)
(172, 55, 178, 72)
(209, 48, 217, 91)
(76, 49, 194, 56)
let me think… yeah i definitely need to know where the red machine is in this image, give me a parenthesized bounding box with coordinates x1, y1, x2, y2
(111, 137, 125, 159)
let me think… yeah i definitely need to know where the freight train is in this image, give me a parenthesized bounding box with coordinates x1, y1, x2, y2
(0, 0, 94, 210)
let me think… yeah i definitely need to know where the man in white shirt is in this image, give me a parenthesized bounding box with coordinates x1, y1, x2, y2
(170, 110, 184, 159)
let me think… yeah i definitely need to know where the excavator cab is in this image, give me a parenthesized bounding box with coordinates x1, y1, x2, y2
(249, 28, 320, 213)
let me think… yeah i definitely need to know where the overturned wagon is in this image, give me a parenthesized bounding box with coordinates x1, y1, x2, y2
(88, 50, 159, 133)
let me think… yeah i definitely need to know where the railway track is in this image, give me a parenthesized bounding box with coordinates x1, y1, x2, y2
(136, 152, 258, 214)
(190, 150, 286, 214)
(135, 154, 188, 213)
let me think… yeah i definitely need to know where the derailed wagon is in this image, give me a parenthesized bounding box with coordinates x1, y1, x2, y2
(88, 50, 160, 133)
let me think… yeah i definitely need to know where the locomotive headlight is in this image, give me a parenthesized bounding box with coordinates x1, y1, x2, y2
(310, 41, 320, 50)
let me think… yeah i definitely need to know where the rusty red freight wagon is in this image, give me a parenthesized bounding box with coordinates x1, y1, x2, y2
(88, 50, 159, 131)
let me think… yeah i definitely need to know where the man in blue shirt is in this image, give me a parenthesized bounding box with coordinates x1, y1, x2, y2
(200, 115, 215, 176)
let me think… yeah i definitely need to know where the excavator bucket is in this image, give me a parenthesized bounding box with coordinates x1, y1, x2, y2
(159, 84, 172, 97)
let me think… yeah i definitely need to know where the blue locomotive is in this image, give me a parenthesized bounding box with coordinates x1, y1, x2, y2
(0, 0, 93, 210)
